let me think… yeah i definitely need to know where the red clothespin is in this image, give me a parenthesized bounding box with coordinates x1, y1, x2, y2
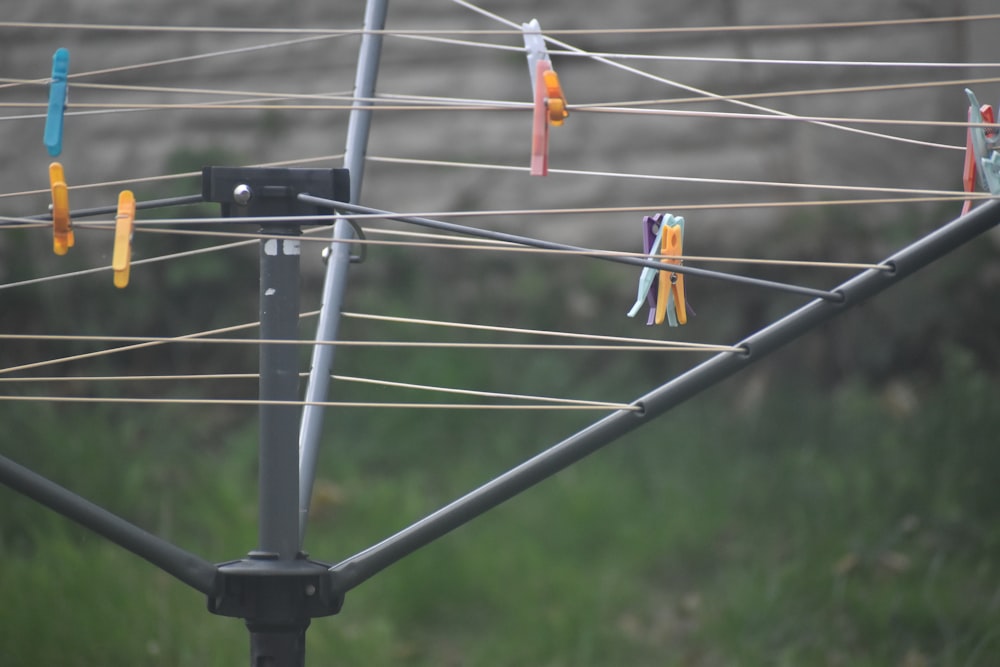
(49, 161, 73, 255)
(963, 102, 995, 215)
(112, 190, 136, 288)
(522, 19, 568, 176)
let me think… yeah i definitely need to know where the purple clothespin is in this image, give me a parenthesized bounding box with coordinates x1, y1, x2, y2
(641, 214, 662, 325)
(627, 213, 664, 325)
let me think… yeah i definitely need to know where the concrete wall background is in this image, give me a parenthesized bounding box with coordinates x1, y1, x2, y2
(1, 0, 998, 256)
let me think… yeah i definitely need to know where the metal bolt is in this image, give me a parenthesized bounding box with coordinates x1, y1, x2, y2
(233, 183, 253, 205)
(304, 583, 317, 596)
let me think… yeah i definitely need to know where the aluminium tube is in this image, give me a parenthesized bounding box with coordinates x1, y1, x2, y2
(298, 0, 390, 544)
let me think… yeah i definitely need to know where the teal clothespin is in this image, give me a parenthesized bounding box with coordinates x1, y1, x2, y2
(44, 48, 70, 157)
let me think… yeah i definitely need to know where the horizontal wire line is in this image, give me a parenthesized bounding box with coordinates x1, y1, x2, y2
(0, 395, 630, 411)
(578, 75, 1000, 108)
(0, 373, 259, 382)
(0, 95, 986, 135)
(0, 313, 319, 377)
(450, 0, 961, 152)
(76, 219, 877, 296)
(577, 105, 988, 132)
(545, 49, 1000, 69)
(0, 92, 354, 124)
(0, 153, 345, 200)
(1, 15, 998, 35)
(0, 373, 632, 410)
(359, 229, 889, 270)
(330, 374, 633, 409)
(0, 224, 885, 297)
(392, 28, 1000, 68)
(339, 312, 740, 351)
(303, 195, 841, 301)
(0, 219, 887, 274)
(0, 240, 254, 291)
(366, 155, 969, 197)
(0, 34, 345, 93)
(0, 334, 716, 352)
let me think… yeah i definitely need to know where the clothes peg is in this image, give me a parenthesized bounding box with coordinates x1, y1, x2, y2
(112, 190, 136, 288)
(49, 161, 73, 255)
(521, 19, 568, 176)
(44, 48, 70, 158)
(655, 215, 686, 327)
(962, 88, 1000, 215)
(626, 214, 664, 325)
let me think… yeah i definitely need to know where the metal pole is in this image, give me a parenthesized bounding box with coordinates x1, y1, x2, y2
(327, 200, 1000, 593)
(298, 0, 390, 543)
(0, 453, 218, 595)
(259, 223, 304, 560)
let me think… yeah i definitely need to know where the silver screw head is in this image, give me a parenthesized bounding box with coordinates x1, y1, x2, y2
(233, 184, 252, 205)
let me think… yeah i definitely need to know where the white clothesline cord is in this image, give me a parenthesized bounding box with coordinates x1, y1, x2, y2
(448, 0, 963, 152)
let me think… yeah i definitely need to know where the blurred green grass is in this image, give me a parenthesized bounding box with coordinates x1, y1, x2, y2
(1, 347, 998, 666)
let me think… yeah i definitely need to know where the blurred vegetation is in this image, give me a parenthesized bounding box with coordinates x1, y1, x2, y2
(0, 159, 998, 666)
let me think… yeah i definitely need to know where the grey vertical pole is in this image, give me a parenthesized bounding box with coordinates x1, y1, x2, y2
(259, 224, 303, 560)
(298, 0, 390, 543)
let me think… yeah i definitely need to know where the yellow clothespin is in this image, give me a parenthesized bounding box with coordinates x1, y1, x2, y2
(542, 68, 568, 127)
(112, 190, 136, 288)
(49, 161, 73, 255)
(654, 215, 687, 326)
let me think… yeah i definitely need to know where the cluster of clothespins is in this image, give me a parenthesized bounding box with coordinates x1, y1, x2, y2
(43, 47, 136, 288)
(962, 88, 1000, 216)
(626, 214, 689, 327)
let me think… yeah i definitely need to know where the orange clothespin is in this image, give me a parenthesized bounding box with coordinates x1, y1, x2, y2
(523, 19, 568, 176)
(48, 161, 73, 255)
(654, 215, 686, 326)
(112, 190, 136, 288)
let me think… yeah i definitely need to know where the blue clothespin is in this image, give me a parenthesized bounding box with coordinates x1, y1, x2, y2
(627, 214, 663, 325)
(44, 48, 70, 157)
(962, 89, 1000, 214)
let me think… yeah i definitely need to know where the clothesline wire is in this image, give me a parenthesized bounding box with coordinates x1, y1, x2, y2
(0, 215, 887, 296)
(0, 315, 308, 377)
(0, 34, 347, 93)
(301, 194, 843, 302)
(15, 213, 846, 302)
(576, 76, 1000, 109)
(0, 307, 737, 379)
(0, 20, 981, 156)
(387, 30, 1000, 70)
(1, 14, 998, 35)
(0, 333, 728, 352)
(0, 395, 634, 411)
(4, 70, 994, 118)
(0, 372, 635, 410)
(364, 155, 971, 196)
(0, 143, 974, 206)
(449, 0, 963, 152)
(0, 153, 346, 200)
(0, 96, 987, 137)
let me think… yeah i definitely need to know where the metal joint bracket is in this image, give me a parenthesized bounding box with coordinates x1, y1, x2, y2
(202, 167, 350, 219)
(209, 554, 344, 624)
